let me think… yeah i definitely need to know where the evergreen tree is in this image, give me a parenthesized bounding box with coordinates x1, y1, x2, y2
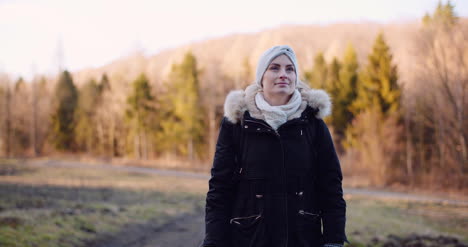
(344, 34, 403, 183)
(158, 52, 205, 160)
(305, 52, 328, 89)
(125, 73, 156, 159)
(94, 73, 122, 156)
(327, 58, 341, 84)
(75, 79, 101, 152)
(422, 1, 457, 28)
(331, 44, 359, 147)
(326, 57, 341, 97)
(323, 57, 341, 127)
(99, 73, 111, 92)
(351, 33, 400, 117)
(51, 70, 78, 150)
(11, 77, 30, 152)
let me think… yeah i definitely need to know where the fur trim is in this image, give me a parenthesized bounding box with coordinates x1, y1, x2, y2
(300, 87, 332, 119)
(224, 90, 246, 124)
(223, 81, 332, 123)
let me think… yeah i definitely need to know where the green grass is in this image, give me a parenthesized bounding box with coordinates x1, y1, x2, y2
(0, 186, 204, 247)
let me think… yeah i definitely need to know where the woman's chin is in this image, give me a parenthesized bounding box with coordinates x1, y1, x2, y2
(273, 88, 293, 95)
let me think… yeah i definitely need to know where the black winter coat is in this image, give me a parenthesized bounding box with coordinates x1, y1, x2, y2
(203, 83, 348, 247)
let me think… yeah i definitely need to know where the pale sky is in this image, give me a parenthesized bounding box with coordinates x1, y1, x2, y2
(1, 0, 467, 80)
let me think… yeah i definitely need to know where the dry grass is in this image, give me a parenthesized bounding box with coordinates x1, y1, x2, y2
(0, 159, 207, 247)
(1, 158, 466, 247)
(346, 195, 468, 245)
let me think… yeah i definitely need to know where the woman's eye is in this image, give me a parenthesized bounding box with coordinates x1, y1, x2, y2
(287, 67, 295, 72)
(269, 66, 279, 70)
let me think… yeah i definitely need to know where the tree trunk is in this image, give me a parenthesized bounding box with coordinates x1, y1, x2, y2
(188, 138, 193, 161)
(457, 106, 467, 172)
(404, 104, 413, 181)
(417, 114, 425, 175)
(142, 132, 148, 160)
(110, 116, 116, 157)
(188, 138, 194, 161)
(30, 81, 38, 156)
(435, 114, 445, 169)
(208, 99, 216, 163)
(455, 77, 467, 172)
(96, 120, 104, 155)
(5, 81, 11, 158)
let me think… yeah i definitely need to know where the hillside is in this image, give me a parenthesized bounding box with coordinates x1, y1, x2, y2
(72, 21, 422, 92)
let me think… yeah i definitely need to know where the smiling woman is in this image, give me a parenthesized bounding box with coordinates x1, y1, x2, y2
(202, 45, 347, 247)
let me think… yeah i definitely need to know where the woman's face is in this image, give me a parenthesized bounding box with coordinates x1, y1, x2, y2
(262, 54, 296, 98)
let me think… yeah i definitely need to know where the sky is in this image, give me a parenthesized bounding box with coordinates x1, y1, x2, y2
(1, 0, 467, 80)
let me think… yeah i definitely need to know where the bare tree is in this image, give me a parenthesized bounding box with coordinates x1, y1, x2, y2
(408, 15, 468, 187)
(427, 27, 466, 168)
(30, 77, 38, 156)
(0, 74, 12, 157)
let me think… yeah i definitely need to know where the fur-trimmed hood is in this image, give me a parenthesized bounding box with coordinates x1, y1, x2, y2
(224, 81, 332, 124)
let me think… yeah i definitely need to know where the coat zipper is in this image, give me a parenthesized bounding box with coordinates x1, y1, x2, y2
(278, 132, 288, 246)
(243, 118, 288, 246)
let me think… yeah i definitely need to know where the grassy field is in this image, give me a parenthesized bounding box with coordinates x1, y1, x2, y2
(0, 159, 207, 247)
(345, 195, 467, 246)
(0, 159, 466, 247)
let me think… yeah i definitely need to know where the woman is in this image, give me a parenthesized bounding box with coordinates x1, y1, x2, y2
(202, 45, 348, 247)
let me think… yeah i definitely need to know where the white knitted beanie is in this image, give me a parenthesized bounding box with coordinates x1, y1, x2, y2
(255, 45, 299, 88)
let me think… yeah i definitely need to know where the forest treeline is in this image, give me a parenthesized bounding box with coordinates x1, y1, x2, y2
(0, 2, 466, 190)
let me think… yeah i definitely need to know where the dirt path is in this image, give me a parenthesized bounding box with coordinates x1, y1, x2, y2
(343, 188, 468, 206)
(26, 159, 468, 247)
(28, 159, 468, 206)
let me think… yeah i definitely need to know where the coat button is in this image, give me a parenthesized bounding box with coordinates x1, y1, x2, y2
(298, 191, 304, 196)
(257, 128, 261, 131)
(256, 194, 263, 198)
(244, 125, 248, 128)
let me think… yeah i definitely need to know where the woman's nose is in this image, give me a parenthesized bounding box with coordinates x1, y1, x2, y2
(279, 69, 288, 78)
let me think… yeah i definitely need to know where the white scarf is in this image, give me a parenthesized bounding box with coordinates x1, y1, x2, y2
(255, 90, 302, 130)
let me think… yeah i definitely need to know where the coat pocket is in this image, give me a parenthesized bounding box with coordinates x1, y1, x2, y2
(230, 213, 268, 247)
(296, 210, 323, 247)
(230, 190, 268, 247)
(230, 214, 262, 229)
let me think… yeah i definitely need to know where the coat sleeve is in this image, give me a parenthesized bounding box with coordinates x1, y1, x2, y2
(202, 117, 238, 247)
(315, 119, 348, 244)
